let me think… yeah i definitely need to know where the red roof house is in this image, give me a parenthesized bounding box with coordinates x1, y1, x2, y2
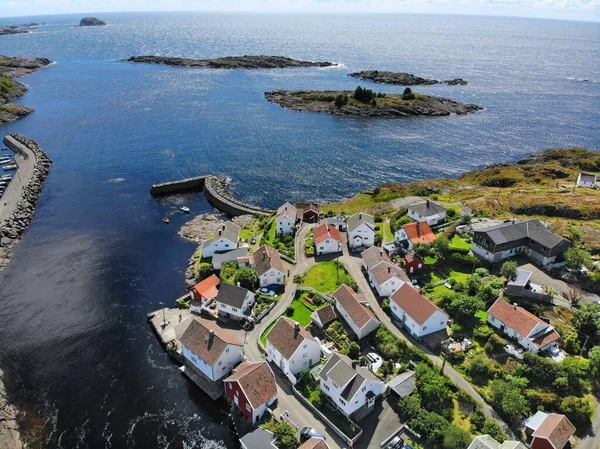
(190, 274, 220, 303)
(526, 412, 575, 449)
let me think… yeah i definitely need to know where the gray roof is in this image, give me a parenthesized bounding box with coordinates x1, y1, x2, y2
(212, 247, 249, 264)
(346, 212, 375, 232)
(387, 370, 416, 398)
(341, 374, 366, 401)
(240, 427, 277, 449)
(478, 219, 565, 248)
(408, 201, 447, 217)
(320, 353, 380, 401)
(215, 282, 251, 308)
(468, 435, 502, 449)
(202, 221, 240, 249)
(507, 269, 532, 287)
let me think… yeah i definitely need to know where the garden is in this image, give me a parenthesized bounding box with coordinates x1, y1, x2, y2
(299, 261, 357, 294)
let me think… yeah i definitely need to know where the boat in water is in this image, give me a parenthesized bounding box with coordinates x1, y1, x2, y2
(162, 217, 170, 224)
(2, 164, 17, 170)
(180, 206, 190, 213)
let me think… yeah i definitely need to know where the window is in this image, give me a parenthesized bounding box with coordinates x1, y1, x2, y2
(423, 326, 427, 331)
(226, 348, 229, 353)
(339, 398, 346, 406)
(441, 321, 445, 325)
(303, 344, 307, 349)
(303, 353, 307, 358)
(362, 386, 366, 392)
(232, 308, 238, 312)
(218, 361, 222, 366)
(246, 404, 251, 412)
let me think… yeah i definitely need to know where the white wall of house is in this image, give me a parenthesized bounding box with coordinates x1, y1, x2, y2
(266, 338, 320, 384)
(320, 375, 383, 417)
(335, 301, 379, 340)
(394, 228, 413, 251)
(203, 238, 237, 258)
(348, 223, 375, 249)
(316, 238, 342, 255)
(472, 243, 554, 266)
(217, 292, 255, 320)
(408, 209, 446, 226)
(577, 174, 596, 188)
(182, 343, 243, 381)
(487, 314, 557, 354)
(390, 303, 448, 339)
(259, 269, 286, 287)
(276, 216, 295, 235)
(368, 272, 406, 298)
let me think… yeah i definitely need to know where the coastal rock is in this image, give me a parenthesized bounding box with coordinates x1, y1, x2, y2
(0, 369, 23, 449)
(444, 78, 468, 86)
(178, 213, 222, 243)
(349, 70, 469, 86)
(79, 17, 106, 27)
(0, 104, 34, 125)
(0, 23, 38, 36)
(125, 55, 336, 69)
(265, 89, 482, 118)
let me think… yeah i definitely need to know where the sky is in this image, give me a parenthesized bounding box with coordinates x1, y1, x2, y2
(0, 0, 598, 21)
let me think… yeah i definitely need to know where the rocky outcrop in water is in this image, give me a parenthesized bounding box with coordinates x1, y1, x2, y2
(0, 23, 38, 36)
(265, 89, 482, 117)
(126, 55, 336, 69)
(79, 17, 106, 26)
(0, 135, 52, 271)
(0, 368, 23, 449)
(348, 70, 468, 86)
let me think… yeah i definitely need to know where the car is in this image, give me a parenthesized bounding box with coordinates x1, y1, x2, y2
(300, 427, 325, 443)
(258, 288, 276, 296)
(385, 436, 404, 449)
(250, 235, 256, 245)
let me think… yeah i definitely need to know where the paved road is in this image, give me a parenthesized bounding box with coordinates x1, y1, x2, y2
(338, 241, 517, 439)
(0, 139, 35, 226)
(577, 397, 600, 449)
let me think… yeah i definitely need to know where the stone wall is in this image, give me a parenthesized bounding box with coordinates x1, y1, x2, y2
(203, 176, 273, 217)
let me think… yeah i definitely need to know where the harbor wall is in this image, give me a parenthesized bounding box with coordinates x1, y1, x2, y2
(150, 176, 206, 195)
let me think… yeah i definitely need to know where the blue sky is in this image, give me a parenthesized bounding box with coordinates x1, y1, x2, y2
(0, 0, 598, 21)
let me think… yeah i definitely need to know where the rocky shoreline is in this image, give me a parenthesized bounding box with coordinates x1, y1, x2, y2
(265, 89, 482, 117)
(125, 55, 336, 69)
(348, 70, 468, 86)
(0, 134, 52, 271)
(0, 369, 22, 449)
(0, 23, 38, 36)
(0, 56, 52, 125)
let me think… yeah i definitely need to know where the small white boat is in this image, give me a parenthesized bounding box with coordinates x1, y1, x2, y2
(2, 164, 17, 170)
(1, 147, 8, 151)
(180, 206, 190, 213)
(0, 176, 11, 181)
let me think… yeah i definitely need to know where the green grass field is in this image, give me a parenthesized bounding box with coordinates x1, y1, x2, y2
(382, 220, 394, 243)
(450, 235, 472, 250)
(301, 261, 354, 294)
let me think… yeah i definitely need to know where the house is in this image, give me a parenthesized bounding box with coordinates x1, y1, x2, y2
(215, 283, 255, 321)
(407, 200, 448, 226)
(487, 299, 560, 354)
(311, 304, 338, 329)
(361, 246, 410, 297)
(202, 222, 240, 258)
(468, 435, 527, 449)
(325, 217, 347, 232)
(313, 223, 343, 256)
(394, 221, 437, 252)
(403, 251, 424, 274)
(576, 172, 597, 188)
(266, 317, 321, 384)
(525, 411, 575, 449)
(180, 318, 244, 382)
(223, 361, 278, 424)
(295, 203, 320, 222)
(253, 245, 286, 287)
(472, 219, 571, 266)
(332, 285, 380, 339)
(212, 247, 249, 270)
(298, 438, 330, 449)
(276, 202, 297, 235)
(347, 212, 376, 250)
(319, 353, 384, 418)
(240, 427, 278, 449)
(190, 274, 220, 312)
(390, 284, 449, 339)
(505, 269, 553, 303)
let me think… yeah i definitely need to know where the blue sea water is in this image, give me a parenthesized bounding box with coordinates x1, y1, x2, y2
(0, 11, 598, 449)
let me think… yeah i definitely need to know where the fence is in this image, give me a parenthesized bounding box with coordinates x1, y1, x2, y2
(254, 301, 276, 323)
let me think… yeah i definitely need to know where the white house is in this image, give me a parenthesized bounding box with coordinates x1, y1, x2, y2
(252, 245, 286, 287)
(215, 283, 255, 321)
(319, 353, 384, 418)
(311, 304, 337, 329)
(576, 173, 597, 189)
(313, 223, 343, 256)
(180, 318, 244, 382)
(347, 212, 376, 250)
(487, 299, 560, 354)
(361, 246, 410, 298)
(212, 247, 249, 270)
(224, 361, 278, 424)
(332, 285, 380, 339)
(266, 317, 320, 384)
(390, 284, 449, 339)
(468, 435, 527, 449)
(407, 201, 447, 226)
(202, 222, 240, 258)
(276, 202, 297, 235)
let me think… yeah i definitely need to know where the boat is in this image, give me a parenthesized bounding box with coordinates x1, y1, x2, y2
(1, 147, 8, 151)
(0, 175, 12, 181)
(2, 164, 17, 170)
(0, 181, 8, 187)
(162, 217, 170, 224)
(180, 206, 190, 213)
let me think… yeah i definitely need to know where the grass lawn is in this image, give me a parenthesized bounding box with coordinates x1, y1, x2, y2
(285, 296, 319, 327)
(382, 220, 394, 243)
(265, 220, 276, 242)
(424, 256, 439, 265)
(260, 320, 277, 347)
(475, 310, 488, 323)
(301, 261, 355, 294)
(240, 217, 262, 240)
(450, 235, 472, 251)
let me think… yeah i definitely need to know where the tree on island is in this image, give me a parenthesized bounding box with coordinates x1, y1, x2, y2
(402, 87, 415, 100)
(334, 94, 348, 108)
(353, 86, 376, 103)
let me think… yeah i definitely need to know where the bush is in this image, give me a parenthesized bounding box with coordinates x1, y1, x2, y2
(500, 261, 518, 279)
(274, 422, 298, 449)
(474, 267, 490, 277)
(470, 407, 486, 430)
(482, 419, 508, 443)
(473, 325, 494, 341)
(285, 306, 294, 316)
(402, 87, 415, 101)
(443, 424, 472, 449)
(234, 267, 258, 289)
(293, 274, 304, 284)
(347, 341, 360, 359)
(485, 333, 508, 354)
(559, 396, 594, 427)
(196, 262, 213, 280)
(467, 354, 492, 384)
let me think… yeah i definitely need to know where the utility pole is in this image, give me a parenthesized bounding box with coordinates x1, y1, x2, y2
(580, 335, 590, 356)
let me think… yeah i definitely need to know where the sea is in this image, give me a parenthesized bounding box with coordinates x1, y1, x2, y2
(0, 11, 598, 449)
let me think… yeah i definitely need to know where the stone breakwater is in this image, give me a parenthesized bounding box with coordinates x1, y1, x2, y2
(0, 134, 52, 271)
(203, 176, 274, 216)
(0, 369, 23, 449)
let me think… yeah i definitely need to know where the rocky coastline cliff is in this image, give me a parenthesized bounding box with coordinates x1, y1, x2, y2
(349, 70, 468, 86)
(126, 55, 336, 69)
(0, 370, 22, 449)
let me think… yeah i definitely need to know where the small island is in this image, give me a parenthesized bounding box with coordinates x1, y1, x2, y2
(125, 55, 336, 69)
(265, 86, 482, 117)
(349, 70, 468, 86)
(0, 23, 39, 36)
(79, 17, 106, 27)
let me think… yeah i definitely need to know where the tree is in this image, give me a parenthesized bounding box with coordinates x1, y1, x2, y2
(334, 94, 347, 107)
(589, 346, 600, 374)
(347, 341, 360, 359)
(196, 262, 213, 280)
(500, 261, 518, 280)
(522, 352, 561, 387)
(482, 419, 507, 443)
(402, 87, 415, 100)
(274, 421, 298, 449)
(573, 303, 600, 345)
(432, 237, 451, 260)
(415, 363, 454, 417)
(447, 294, 485, 324)
(559, 396, 593, 427)
(559, 356, 590, 394)
(489, 379, 530, 425)
(443, 424, 472, 449)
(564, 247, 593, 271)
(234, 267, 257, 289)
(467, 354, 492, 384)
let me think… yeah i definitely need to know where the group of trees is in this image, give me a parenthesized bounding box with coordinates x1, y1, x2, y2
(220, 261, 258, 288)
(352, 86, 386, 104)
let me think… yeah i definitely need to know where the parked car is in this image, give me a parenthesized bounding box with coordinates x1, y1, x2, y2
(250, 235, 256, 245)
(385, 436, 404, 449)
(300, 427, 325, 443)
(258, 288, 276, 296)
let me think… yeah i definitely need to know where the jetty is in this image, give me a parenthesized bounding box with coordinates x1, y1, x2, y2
(151, 175, 274, 217)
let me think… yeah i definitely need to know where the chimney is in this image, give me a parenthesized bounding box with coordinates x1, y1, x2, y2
(359, 213, 362, 220)
(262, 251, 267, 260)
(513, 303, 518, 310)
(388, 266, 391, 274)
(208, 329, 215, 345)
(294, 322, 300, 337)
(417, 222, 421, 235)
(351, 360, 357, 369)
(218, 230, 222, 236)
